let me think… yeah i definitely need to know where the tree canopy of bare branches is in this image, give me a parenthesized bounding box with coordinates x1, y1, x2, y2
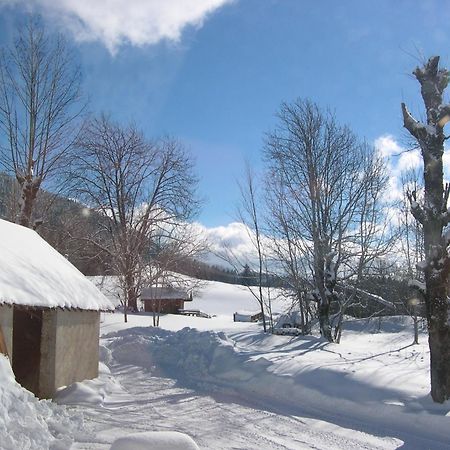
(72, 116, 200, 319)
(0, 17, 84, 228)
(265, 99, 391, 342)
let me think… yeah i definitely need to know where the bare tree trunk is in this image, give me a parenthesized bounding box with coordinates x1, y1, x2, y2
(402, 56, 450, 403)
(0, 19, 83, 229)
(17, 176, 41, 228)
(236, 163, 268, 332)
(315, 247, 335, 341)
(413, 314, 419, 345)
(126, 277, 138, 312)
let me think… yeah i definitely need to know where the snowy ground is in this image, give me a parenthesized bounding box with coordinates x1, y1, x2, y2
(4, 280, 450, 449)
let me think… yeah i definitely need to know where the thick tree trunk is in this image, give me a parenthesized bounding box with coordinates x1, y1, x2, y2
(315, 269, 333, 341)
(124, 267, 139, 314)
(425, 260, 450, 401)
(402, 56, 450, 403)
(428, 318, 450, 401)
(317, 251, 337, 342)
(126, 284, 138, 312)
(318, 301, 332, 341)
(17, 176, 40, 228)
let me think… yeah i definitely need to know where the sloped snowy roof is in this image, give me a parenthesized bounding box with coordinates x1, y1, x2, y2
(88, 276, 122, 307)
(141, 287, 190, 301)
(0, 219, 114, 311)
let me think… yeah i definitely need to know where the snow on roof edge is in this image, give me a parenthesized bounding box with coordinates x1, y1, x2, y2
(0, 219, 114, 311)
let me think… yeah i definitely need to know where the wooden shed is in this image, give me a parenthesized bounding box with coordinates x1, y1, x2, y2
(141, 287, 192, 314)
(233, 311, 264, 322)
(0, 219, 114, 399)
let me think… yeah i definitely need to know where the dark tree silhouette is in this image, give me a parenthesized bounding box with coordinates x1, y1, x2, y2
(402, 56, 450, 403)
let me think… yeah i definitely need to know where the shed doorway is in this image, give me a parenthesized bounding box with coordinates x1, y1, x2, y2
(12, 307, 42, 393)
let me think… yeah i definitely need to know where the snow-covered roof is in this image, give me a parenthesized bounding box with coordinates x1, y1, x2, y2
(141, 287, 190, 301)
(0, 219, 114, 311)
(234, 310, 261, 316)
(88, 276, 122, 307)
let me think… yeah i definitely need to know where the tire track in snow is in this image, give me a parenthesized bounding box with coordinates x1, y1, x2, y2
(71, 361, 400, 450)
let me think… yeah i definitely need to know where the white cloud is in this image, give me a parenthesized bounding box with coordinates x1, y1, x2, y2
(374, 135, 403, 158)
(195, 221, 256, 265)
(443, 150, 450, 176)
(373, 135, 424, 203)
(397, 149, 422, 171)
(383, 175, 403, 202)
(1, 0, 233, 53)
(191, 221, 279, 270)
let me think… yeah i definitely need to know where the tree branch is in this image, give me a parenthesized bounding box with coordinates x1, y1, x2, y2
(437, 104, 450, 128)
(407, 189, 426, 224)
(401, 103, 428, 140)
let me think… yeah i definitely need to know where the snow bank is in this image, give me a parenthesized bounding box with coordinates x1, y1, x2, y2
(0, 355, 82, 450)
(106, 325, 450, 448)
(111, 431, 199, 450)
(55, 360, 126, 406)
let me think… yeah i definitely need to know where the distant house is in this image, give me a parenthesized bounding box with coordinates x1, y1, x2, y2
(233, 311, 264, 322)
(0, 219, 114, 399)
(141, 287, 192, 314)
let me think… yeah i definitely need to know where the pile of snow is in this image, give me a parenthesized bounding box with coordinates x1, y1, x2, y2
(274, 310, 305, 328)
(55, 358, 127, 407)
(0, 219, 113, 310)
(0, 355, 82, 450)
(111, 431, 199, 450)
(104, 321, 450, 448)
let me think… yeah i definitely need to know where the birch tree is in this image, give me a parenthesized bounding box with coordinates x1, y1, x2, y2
(401, 56, 450, 403)
(0, 18, 83, 228)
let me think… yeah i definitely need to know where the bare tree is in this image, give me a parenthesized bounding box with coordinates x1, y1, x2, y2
(399, 169, 424, 279)
(0, 18, 83, 228)
(236, 163, 270, 332)
(72, 116, 199, 321)
(265, 99, 390, 342)
(398, 169, 425, 345)
(401, 56, 450, 403)
(331, 149, 396, 342)
(147, 224, 207, 326)
(267, 186, 315, 335)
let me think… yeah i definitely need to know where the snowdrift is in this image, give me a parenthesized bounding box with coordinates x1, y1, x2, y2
(110, 431, 199, 450)
(105, 325, 450, 449)
(0, 355, 82, 450)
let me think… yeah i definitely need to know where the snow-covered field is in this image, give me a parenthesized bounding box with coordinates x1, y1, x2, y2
(3, 280, 450, 449)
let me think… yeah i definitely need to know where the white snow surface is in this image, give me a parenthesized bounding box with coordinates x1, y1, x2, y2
(3, 278, 450, 449)
(0, 219, 113, 310)
(110, 431, 199, 450)
(55, 280, 450, 449)
(0, 355, 82, 450)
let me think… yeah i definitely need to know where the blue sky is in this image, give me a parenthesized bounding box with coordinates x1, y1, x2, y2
(0, 0, 450, 231)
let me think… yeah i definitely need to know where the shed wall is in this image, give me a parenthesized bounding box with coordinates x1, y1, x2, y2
(39, 310, 57, 398)
(143, 299, 184, 314)
(0, 305, 13, 357)
(39, 309, 100, 398)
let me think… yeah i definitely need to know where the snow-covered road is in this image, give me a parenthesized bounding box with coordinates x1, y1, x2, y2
(61, 307, 450, 450)
(70, 362, 401, 450)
